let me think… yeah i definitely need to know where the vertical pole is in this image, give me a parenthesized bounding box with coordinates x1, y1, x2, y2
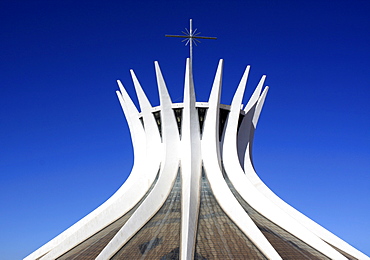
(189, 19, 193, 65)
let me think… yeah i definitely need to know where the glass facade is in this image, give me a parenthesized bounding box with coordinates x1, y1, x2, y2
(222, 169, 333, 260)
(218, 108, 229, 141)
(194, 170, 268, 260)
(197, 107, 207, 135)
(56, 170, 160, 260)
(147, 107, 231, 141)
(51, 153, 353, 260)
(111, 170, 181, 259)
(153, 111, 162, 137)
(173, 108, 183, 136)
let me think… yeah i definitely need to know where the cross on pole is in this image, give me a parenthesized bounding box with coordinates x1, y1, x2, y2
(165, 19, 217, 63)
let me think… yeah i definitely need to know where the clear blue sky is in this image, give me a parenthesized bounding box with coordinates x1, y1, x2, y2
(1, 1, 369, 259)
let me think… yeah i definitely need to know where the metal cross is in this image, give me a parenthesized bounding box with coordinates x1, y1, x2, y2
(165, 19, 217, 62)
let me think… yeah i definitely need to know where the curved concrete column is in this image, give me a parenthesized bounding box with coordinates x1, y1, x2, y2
(96, 61, 181, 259)
(180, 58, 202, 260)
(237, 75, 266, 169)
(201, 60, 282, 260)
(27, 81, 147, 260)
(223, 69, 348, 260)
(243, 88, 370, 260)
(36, 81, 162, 260)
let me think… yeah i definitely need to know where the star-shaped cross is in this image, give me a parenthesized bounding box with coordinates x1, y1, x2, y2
(165, 19, 217, 62)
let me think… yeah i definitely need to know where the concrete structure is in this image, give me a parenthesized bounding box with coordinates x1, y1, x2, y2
(25, 59, 369, 260)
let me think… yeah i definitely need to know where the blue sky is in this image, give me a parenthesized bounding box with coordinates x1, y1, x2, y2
(1, 0, 369, 259)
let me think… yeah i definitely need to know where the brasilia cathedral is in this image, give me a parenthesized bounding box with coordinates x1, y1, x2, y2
(25, 23, 369, 260)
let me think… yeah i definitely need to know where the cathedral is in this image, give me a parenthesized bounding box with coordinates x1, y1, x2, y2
(25, 21, 369, 260)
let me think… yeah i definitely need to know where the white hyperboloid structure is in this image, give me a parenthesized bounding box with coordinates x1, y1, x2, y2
(25, 59, 369, 260)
